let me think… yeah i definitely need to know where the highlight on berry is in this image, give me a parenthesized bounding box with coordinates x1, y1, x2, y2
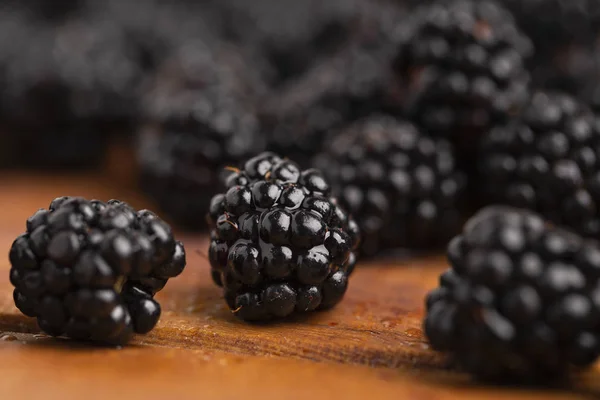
(9, 197, 186, 345)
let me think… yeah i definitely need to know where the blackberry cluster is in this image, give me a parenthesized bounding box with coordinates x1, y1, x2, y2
(207, 152, 360, 321)
(425, 206, 600, 381)
(9, 197, 186, 344)
(315, 115, 466, 257)
(262, 43, 401, 167)
(396, 0, 532, 160)
(480, 91, 600, 238)
(138, 43, 266, 229)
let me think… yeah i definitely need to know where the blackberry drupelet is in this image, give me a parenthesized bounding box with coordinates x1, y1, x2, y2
(480, 91, 600, 238)
(9, 197, 186, 344)
(396, 0, 532, 160)
(207, 152, 360, 321)
(425, 206, 600, 382)
(314, 115, 466, 257)
(138, 41, 266, 229)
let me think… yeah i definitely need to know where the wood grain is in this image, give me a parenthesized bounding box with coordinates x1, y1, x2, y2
(0, 172, 598, 400)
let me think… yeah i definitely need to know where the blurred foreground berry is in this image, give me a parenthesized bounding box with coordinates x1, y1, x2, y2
(425, 206, 600, 382)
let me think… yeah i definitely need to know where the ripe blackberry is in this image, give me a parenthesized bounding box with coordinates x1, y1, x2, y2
(396, 0, 532, 160)
(425, 206, 600, 382)
(9, 197, 186, 344)
(138, 41, 266, 229)
(314, 115, 466, 257)
(207, 152, 360, 321)
(480, 91, 600, 238)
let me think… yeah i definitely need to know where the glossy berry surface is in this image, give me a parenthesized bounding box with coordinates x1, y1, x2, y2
(9, 197, 186, 344)
(425, 206, 600, 382)
(207, 152, 359, 321)
(315, 115, 466, 257)
(480, 91, 600, 238)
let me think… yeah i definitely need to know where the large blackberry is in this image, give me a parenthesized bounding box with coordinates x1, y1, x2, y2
(314, 115, 466, 257)
(9, 197, 186, 344)
(425, 206, 600, 382)
(207, 152, 360, 322)
(480, 91, 600, 238)
(395, 0, 532, 160)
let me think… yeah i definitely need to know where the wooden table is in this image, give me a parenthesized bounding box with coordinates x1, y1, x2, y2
(0, 171, 598, 400)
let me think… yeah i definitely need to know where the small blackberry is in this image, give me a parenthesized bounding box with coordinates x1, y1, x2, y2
(425, 206, 600, 382)
(314, 115, 466, 257)
(207, 152, 360, 321)
(138, 42, 266, 230)
(480, 91, 600, 238)
(396, 0, 532, 160)
(262, 42, 402, 167)
(9, 197, 186, 344)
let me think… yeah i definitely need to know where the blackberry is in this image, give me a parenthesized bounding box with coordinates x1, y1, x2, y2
(480, 91, 600, 238)
(207, 152, 360, 321)
(424, 206, 600, 382)
(395, 0, 532, 160)
(138, 39, 267, 229)
(8, 197, 186, 344)
(314, 115, 466, 257)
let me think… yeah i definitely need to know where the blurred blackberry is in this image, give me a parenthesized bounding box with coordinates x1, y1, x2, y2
(9, 197, 186, 344)
(138, 42, 267, 229)
(425, 206, 600, 382)
(261, 42, 402, 168)
(315, 115, 466, 257)
(396, 0, 532, 161)
(207, 152, 360, 321)
(480, 91, 600, 238)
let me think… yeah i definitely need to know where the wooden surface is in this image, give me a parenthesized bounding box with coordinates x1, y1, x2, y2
(0, 172, 599, 400)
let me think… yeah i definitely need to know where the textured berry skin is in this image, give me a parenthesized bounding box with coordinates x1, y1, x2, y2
(207, 152, 359, 322)
(480, 91, 600, 238)
(396, 0, 532, 160)
(425, 206, 600, 382)
(138, 41, 267, 229)
(315, 115, 466, 257)
(8, 197, 186, 344)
